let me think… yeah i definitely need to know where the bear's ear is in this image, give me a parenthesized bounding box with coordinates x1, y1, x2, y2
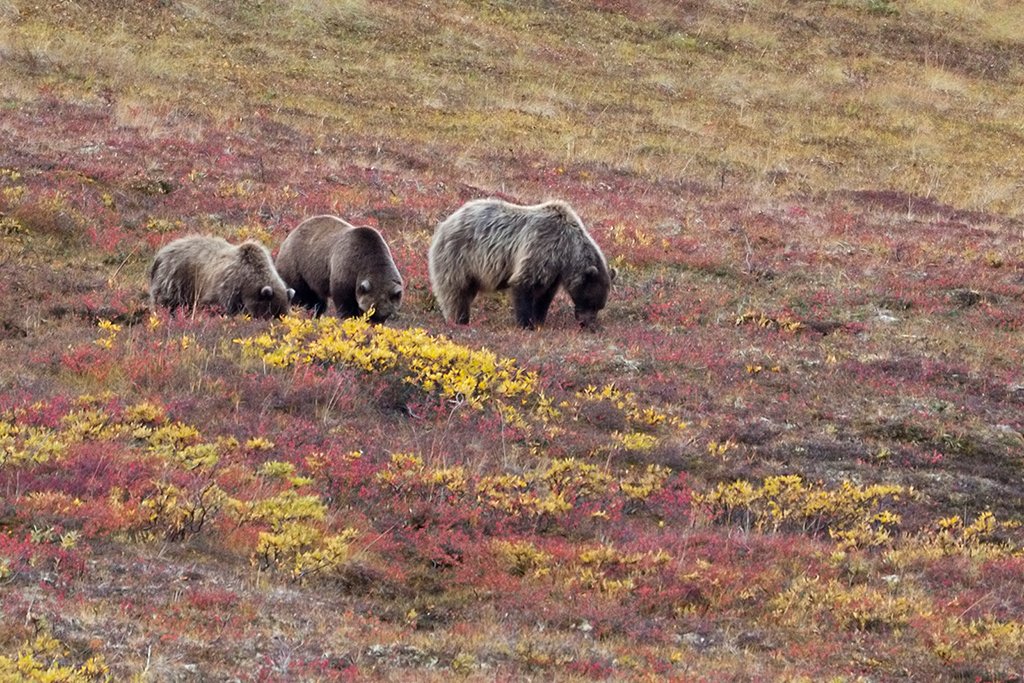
(609, 267, 618, 282)
(260, 286, 274, 299)
(358, 279, 372, 294)
(390, 285, 403, 301)
(584, 265, 600, 278)
(286, 288, 296, 302)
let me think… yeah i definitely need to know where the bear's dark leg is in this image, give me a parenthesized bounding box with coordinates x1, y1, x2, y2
(512, 286, 540, 329)
(531, 284, 559, 326)
(289, 277, 328, 317)
(447, 282, 477, 325)
(332, 291, 363, 319)
(310, 299, 329, 318)
(452, 294, 473, 325)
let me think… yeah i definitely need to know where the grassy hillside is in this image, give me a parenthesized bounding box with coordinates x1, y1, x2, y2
(2, 0, 1024, 680)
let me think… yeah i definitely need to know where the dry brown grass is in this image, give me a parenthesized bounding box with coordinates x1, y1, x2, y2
(2, 0, 1021, 214)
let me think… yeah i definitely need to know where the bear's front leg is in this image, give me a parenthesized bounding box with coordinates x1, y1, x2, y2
(306, 299, 328, 317)
(334, 297, 364, 319)
(289, 278, 328, 317)
(330, 285, 363, 320)
(452, 301, 472, 325)
(531, 284, 559, 327)
(512, 286, 540, 329)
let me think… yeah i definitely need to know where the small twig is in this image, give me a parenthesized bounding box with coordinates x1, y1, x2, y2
(956, 591, 995, 621)
(355, 523, 398, 557)
(110, 245, 140, 282)
(742, 230, 753, 274)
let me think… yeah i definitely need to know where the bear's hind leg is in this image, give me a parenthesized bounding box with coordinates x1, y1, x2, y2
(451, 289, 475, 325)
(438, 281, 477, 325)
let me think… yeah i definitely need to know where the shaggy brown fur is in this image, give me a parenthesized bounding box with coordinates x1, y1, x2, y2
(428, 199, 616, 329)
(274, 215, 404, 323)
(148, 235, 293, 319)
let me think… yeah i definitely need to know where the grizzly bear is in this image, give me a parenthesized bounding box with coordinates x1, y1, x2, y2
(274, 215, 404, 323)
(149, 235, 294, 319)
(428, 199, 617, 329)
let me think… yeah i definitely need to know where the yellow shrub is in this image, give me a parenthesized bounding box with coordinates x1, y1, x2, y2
(123, 401, 166, 424)
(259, 460, 296, 479)
(885, 512, 1020, 567)
(578, 544, 643, 568)
(236, 489, 326, 530)
(0, 423, 68, 467)
(375, 452, 426, 492)
(619, 464, 672, 502)
(175, 443, 220, 471)
(935, 616, 1024, 663)
(246, 437, 276, 451)
(141, 481, 229, 540)
(493, 539, 554, 577)
(770, 575, 923, 633)
(236, 315, 538, 410)
(147, 422, 202, 451)
(542, 458, 614, 499)
(0, 634, 108, 682)
(477, 473, 531, 514)
(693, 475, 904, 537)
(256, 521, 359, 579)
(612, 431, 659, 452)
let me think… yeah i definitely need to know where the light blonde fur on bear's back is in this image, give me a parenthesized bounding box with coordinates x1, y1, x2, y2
(429, 198, 615, 328)
(149, 235, 292, 319)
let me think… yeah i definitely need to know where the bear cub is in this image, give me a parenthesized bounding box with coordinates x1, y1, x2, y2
(428, 198, 616, 329)
(149, 235, 294, 319)
(274, 215, 404, 323)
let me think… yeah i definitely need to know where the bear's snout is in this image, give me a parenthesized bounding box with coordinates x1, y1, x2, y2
(575, 308, 601, 330)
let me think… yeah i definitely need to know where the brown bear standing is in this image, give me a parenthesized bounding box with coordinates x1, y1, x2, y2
(149, 235, 294, 319)
(428, 198, 617, 329)
(274, 215, 404, 323)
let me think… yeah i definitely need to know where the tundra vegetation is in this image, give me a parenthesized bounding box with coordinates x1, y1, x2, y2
(1, 0, 1024, 680)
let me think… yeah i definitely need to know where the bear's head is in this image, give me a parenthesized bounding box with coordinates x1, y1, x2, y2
(235, 242, 295, 319)
(242, 283, 295, 319)
(568, 264, 617, 329)
(357, 279, 404, 323)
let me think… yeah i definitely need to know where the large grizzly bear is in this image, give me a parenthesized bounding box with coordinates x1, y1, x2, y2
(274, 215, 404, 323)
(149, 235, 294, 319)
(428, 199, 617, 329)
